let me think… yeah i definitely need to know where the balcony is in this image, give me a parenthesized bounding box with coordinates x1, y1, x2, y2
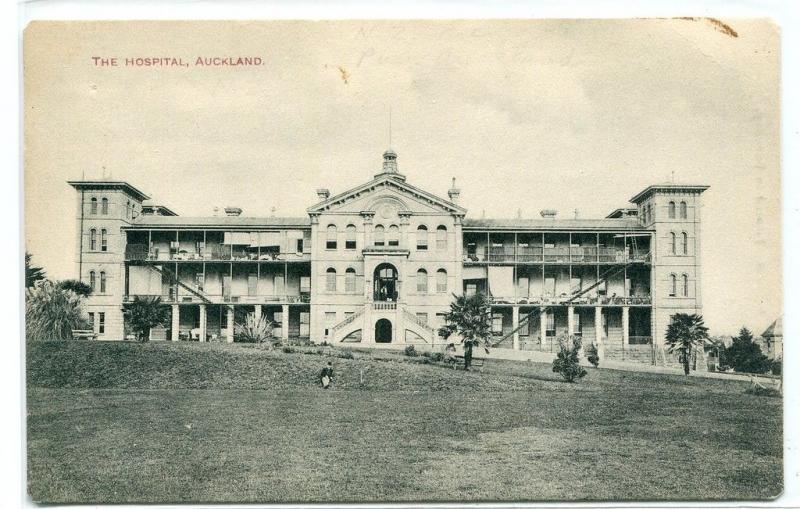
(463, 246, 651, 264)
(124, 244, 310, 263)
(486, 295, 652, 306)
(123, 293, 311, 305)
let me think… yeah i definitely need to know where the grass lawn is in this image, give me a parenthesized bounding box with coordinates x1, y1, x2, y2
(27, 341, 782, 503)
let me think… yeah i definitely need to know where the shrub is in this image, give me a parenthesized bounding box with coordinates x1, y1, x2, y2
(428, 351, 444, 362)
(337, 349, 355, 359)
(552, 335, 587, 383)
(25, 281, 89, 341)
(404, 345, 418, 357)
(122, 296, 171, 342)
(720, 327, 772, 374)
(585, 342, 600, 368)
(234, 313, 274, 344)
(282, 346, 295, 354)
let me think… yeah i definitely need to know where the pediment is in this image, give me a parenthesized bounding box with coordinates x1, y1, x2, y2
(307, 175, 466, 216)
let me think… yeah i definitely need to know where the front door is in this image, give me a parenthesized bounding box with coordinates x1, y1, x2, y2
(375, 319, 393, 343)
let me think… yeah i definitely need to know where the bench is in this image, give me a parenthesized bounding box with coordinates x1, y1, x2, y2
(447, 355, 485, 369)
(71, 329, 98, 340)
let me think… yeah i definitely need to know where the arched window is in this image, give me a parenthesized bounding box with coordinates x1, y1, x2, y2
(373, 225, 385, 246)
(100, 229, 108, 252)
(668, 201, 676, 219)
(669, 274, 677, 297)
(90, 228, 97, 250)
(90, 197, 98, 214)
(682, 274, 689, 297)
(326, 225, 337, 250)
(101, 197, 109, 215)
(670, 232, 676, 255)
(345, 224, 356, 250)
(680, 201, 687, 219)
(682, 232, 688, 255)
(436, 268, 447, 293)
(416, 225, 428, 250)
(89, 270, 96, 291)
(387, 225, 399, 247)
(416, 268, 428, 293)
(436, 225, 447, 250)
(325, 267, 337, 292)
(345, 268, 356, 293)
(100, 271, 106, 293)
(647, 204, 653, 223)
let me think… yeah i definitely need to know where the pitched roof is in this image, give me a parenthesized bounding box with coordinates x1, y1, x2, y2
(762, 317, 782, 338)
(463, 217, 647, 231)
(126, 215, 311, 230)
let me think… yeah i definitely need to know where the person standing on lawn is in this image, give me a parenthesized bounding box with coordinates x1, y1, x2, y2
(320, 361, 334, 389)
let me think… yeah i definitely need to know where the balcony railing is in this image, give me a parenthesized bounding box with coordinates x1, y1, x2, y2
(487, 295, 652, 306)
(124, 293, 311, 305)
(464, 246, 650, 264)
(124, 244, 309, 262)
(373, 302, 397, 310)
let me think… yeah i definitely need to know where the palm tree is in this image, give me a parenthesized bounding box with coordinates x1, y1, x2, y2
(438, 293, 492, 370)
(665, 313, 710, 375)
(25, 252, 46, 288)
(122, 296, 170, 342)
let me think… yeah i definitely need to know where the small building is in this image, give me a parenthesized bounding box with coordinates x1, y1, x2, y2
(760, 317, 783, 360)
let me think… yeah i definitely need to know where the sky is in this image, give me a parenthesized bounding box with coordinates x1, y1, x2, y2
(23, 19, 781, 335)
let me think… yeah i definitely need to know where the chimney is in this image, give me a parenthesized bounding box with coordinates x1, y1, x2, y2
(448, 177, 461, 204)
(224, 207, 243, 217)
(317, 188, 330, 201)
(540, 209, 557, 219)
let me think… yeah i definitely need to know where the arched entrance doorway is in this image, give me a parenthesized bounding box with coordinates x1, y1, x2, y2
(375, 318, 393, 343)
(373, 263, 398, 302)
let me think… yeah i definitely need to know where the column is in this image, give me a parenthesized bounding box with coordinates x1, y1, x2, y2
(282, 304, 290, 342)
(254, 304, 262, 321)
(622, 305, 630, 347)
(567, 305, 575, 337)
(539, 307, 547, 349)
(171, 304, 180, 341)
(226, 306, 234, 343)
(199, 304, 207, 342)
(512, 306, 520, 350)
(399, 211, 412, 251)
(595, 306, 604, 361)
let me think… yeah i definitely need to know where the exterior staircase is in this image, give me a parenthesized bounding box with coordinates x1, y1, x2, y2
(148, 264, 212, 304)
(402, 308, 437, 343)
(331, 307, 366, 342)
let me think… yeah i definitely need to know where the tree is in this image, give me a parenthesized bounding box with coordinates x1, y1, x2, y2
(438, 293, 492, 370)
(25, 281, 88, 341)
(122, 296, 170, 342)
(25, 252, 46, 288)
(722, 327, 772, 374)
(234, 313, 274, 344)
(56, 279, 93, 297)
(552, 334, 587, 382)
(665, 313, 711, 375)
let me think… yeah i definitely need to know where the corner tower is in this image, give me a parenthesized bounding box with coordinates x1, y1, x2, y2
(630, 183, 709, 349)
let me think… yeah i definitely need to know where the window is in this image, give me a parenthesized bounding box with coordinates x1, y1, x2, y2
(90, 197, 98, 214)
(572, 311, 582, 336)
(345, 268, 356, 293)
(546, 311, 556, 337)
(300, 312, 310, 337)
(326, 268, 337, 292)
(222, 275, 231, 298)
(436, 313, 448, 331)
(519, 314, 530, 336)
(247, 274, 258, 296)
(670, 232, 676, 255)
(682, 274, 689, 297)
(492, 314, 503, 335)
(89, 271, 96, 291)
(668, 201, 676, 219)
(90, 228, 97, 250)
(100, 271, 106, 293)
(345, 224, 356, 250)
(544, 277, 556, 297)
(387, 225, 399, 247)
(680, 201, 688, 219)
(300, 276, 311, 293)
(101, 197, 109, 215)
(465, 283, 477, 296)
(648, 203, 653, 223)
(416, 225, 428, 250)
(196, 273, 204, 292)
(436, 269, 447, 293)
(98, 312, 105, 334)
(518, 277, 529, 297)
(126, 200, 131, 219)
(296, 239, 304, 254)
(416, 312, 428, 325)
(373, 225, 385, 246)
(273, 311, 283, 328)
(88, 312, 95, 332)
(669, 274, 677, 297)
(274, 275, 285, 296)
(326, 225, 337, 250)
(436, 225, 447, 250)
(100, 229, 108, 252)
(416, 269, 428, 293)
(682, 232, 688, 255)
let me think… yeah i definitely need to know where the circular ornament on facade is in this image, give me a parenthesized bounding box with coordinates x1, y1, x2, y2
(378, 204, 395, 219)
